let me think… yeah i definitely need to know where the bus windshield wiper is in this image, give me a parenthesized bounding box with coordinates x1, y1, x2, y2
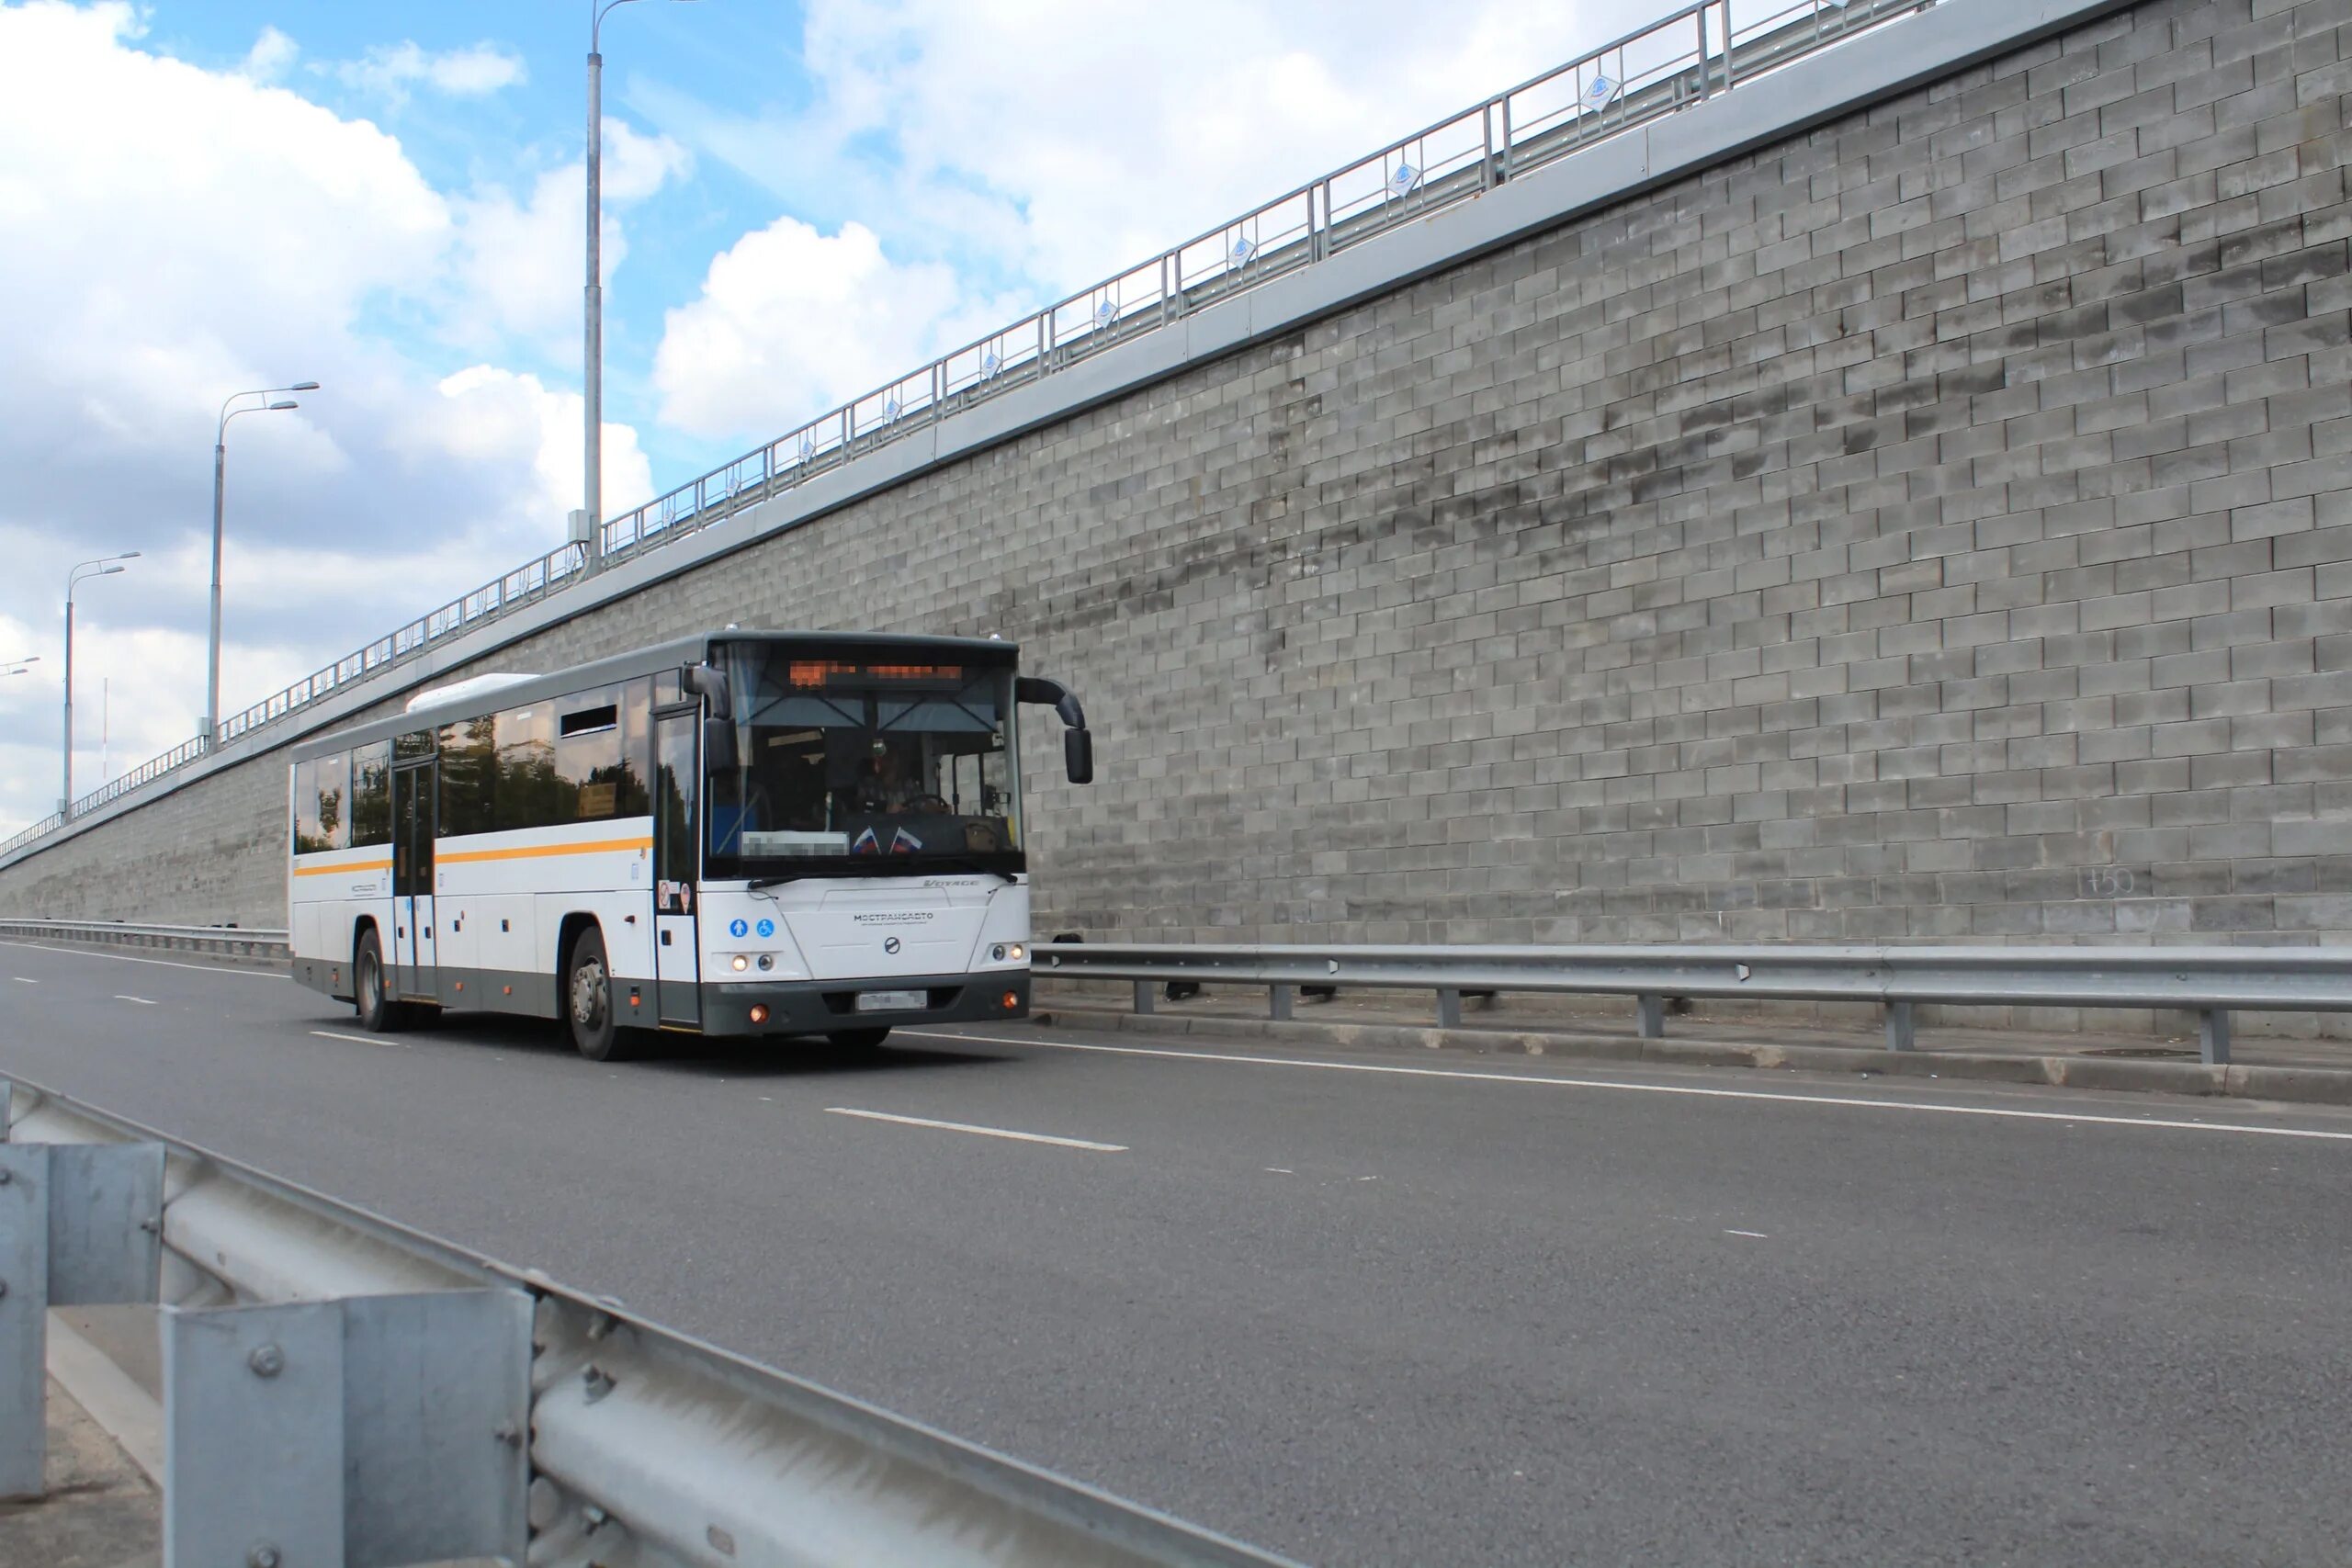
(748, 874, 806, 891)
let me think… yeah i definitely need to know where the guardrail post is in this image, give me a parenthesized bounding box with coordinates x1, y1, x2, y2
(2199, 1009, 2232, 1066)
(0, 1145, 48, 1500)
(0, 1139, 164, 1502)
(1133, 980, 1155, 1015)
(1636, 994, 1666, 1039)
(1270, 984, 1294, 1021)
(1437, 987, 1464, 1029)
(1885, 1001, 1917, 1052)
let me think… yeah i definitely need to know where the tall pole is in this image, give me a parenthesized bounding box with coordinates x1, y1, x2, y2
(205, 385, 315, 750)
(63, 555, 137, 820)
(206, 433, 226, 750)
(61, 592, 74, 818)
(584, 42, 604, 556)
(583, 0, 683, 562)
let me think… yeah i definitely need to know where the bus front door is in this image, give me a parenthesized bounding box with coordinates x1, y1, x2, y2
(391, 761, 437, 1000)
(652, 709, 701, 1028)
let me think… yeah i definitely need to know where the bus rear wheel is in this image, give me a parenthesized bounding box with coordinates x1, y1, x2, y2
(566, 928, 639, 1062)
(827, 1027, 891, 1050)
(354, 930, 393, 1032)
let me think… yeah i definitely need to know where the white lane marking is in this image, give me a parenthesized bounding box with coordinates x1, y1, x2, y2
(917, 1031, 2352, 1145)
(825, 1106, 1126, 1152)
(1726, 1229, 1770, 1239)
(311, 1029, 410, 1050)
(113, 995, 158, 1006)
(1265, 1167, 1294, 1174)
(10, 976, 33, 984)
(0, 939, 286, 980)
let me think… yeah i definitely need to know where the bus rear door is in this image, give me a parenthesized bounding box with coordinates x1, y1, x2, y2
(652, 707, 701, 1027)
(391, 760, 437, 999)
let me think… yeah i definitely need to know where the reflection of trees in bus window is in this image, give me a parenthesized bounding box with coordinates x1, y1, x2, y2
(478, 682, 653, 829)
(494, 706, 560, 829)
(293, 756, 353, 853)
(350, 743, 392, 847)
(438, 716, 498, 838)
(316, 752, 348, 851)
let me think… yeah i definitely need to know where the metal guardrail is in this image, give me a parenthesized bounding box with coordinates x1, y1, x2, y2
(0, 0, 1936, 860)
(1028, 942, 2352, 1066)
(0, 918, 288, 961)
(0, 1077, 1298, 1566)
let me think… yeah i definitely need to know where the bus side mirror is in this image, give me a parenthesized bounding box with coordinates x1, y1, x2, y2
(704, 717, 738, 774)
(682, 663, 730, 711)
(1064, 728, 1093, 785)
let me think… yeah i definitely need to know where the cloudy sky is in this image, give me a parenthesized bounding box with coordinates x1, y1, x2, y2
(0, 0, 1609, 837)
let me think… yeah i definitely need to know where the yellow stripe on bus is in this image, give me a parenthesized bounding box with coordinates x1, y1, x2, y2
(435, 837, 652, 865)
(293, 860, 393, 877)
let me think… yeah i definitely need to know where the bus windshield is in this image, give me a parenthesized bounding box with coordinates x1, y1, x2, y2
(705, 642, 1023, 878)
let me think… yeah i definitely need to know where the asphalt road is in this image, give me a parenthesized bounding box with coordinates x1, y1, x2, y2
(4, 936, 2350, 1566)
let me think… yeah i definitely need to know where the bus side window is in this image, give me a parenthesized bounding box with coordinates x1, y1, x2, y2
(292, 759, 317, 850)
(438, 716, 498, 838)
(350, 743, 392, 847)
(316, 751, 350, 851)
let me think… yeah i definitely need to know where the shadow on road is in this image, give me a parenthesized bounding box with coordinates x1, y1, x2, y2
(314, 1006, 1012, 1077)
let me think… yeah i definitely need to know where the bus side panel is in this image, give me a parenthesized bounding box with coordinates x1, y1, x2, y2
(288, 848, 391, 1000)
(472, 895, 542, 1013)
(537, 886, 656, 987)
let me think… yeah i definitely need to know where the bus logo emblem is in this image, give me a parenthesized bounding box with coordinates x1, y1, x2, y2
(884, 937, 901, 954)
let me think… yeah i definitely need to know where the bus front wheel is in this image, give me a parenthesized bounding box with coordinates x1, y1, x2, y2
(355, 930, 393, 1032)
(566, 928, 639, 1062)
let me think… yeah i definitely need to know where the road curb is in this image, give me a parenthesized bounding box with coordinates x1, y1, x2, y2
(1031, 1005, 2352, 1106)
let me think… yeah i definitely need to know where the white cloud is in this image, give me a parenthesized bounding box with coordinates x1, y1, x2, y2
(645, 0, 1604, 445)
(446, 119, 691, 358)
(331, 40, 526, 107)
(673, 0, 1605, 292)
(241, 25, 297, 84)
(654, 218, 1018, 442)
(424, 366, 654, 532)
(604, 118, 693, 205)
(0, 4, 669, 837)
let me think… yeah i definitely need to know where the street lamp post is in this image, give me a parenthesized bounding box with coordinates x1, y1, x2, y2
(208, 381, 319, 750)
(2, 656, 37, 678)
(64, 556, 139, 818)
(586, 0, 690, 564)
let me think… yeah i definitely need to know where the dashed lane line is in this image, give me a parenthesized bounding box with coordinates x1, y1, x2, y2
(825, 1106, 1126, 1152)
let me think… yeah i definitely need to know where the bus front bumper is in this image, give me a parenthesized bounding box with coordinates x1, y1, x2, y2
(701, 971, 1031, 1037)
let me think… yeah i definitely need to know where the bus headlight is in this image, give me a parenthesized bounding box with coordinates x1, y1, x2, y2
(730, 954, 750, 972)
(1008, 942, 1025, 961)
(990, 942, 1026, 963)
(757, 953, 775, 972)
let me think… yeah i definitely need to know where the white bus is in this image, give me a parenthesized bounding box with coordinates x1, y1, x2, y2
(286, 630, 1093, 1060)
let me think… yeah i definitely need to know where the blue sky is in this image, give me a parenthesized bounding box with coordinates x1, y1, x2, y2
(139, 0, 830, 484)
(0, 0, 1613, 834)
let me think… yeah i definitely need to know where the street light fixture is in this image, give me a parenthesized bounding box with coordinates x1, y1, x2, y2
(208, 380, 320, 750)
(3, 656, 38, 678)
(585, 0, 693, 564)
(63, 554, 139, 818)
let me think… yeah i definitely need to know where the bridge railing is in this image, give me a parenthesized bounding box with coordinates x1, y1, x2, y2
(2, 0, 1932, 861)
(1030, 941, 2352, 1067)
(0, 1076, 1298, 1564)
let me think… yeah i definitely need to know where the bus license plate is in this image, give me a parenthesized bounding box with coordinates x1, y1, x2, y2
(856, 990, 924, 1012)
